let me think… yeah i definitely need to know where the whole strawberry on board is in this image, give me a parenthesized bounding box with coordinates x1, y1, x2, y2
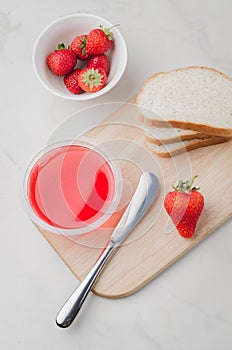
(86, 25, 115, 55)
(64, 69, 83, 94)
(87, 54, 110, 75)
(70, 34, 89, 60)
(78, 67, 107, 93)
(47, 44, 77, 76)
(164, 176, 204, 238)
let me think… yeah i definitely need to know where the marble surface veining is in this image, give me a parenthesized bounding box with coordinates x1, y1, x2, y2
(0, 0, 232, 349)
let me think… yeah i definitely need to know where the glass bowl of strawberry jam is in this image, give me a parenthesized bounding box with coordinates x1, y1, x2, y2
(23, 139, 122, 235)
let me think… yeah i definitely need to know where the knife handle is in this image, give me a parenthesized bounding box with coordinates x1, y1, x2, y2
(56, 242, 115, 328)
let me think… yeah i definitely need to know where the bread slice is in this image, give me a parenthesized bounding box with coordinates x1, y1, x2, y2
(137, 66, 232, 137)
(146, 136, 229, 158)
(143, 125, 210, 145)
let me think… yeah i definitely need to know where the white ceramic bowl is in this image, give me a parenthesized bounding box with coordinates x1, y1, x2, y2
(32, 13, 127, 100)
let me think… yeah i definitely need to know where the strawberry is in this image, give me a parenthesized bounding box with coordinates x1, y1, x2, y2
(86, 25, 114, 55)
(78, 67, 107, 93)
(87, 54, 110, 75)
(70, 34, 89, 60)
(164, 176, 204, 238)
(64, 69, 83, 94)
(47, 44, 77, 76)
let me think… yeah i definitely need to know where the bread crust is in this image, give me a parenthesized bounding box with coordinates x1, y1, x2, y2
(144, 131, 212, 145)
(137, 66, 232, 137)
(146, 136, 230, 158)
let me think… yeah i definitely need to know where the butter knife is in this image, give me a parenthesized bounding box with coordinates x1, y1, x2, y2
(56, 172, 159, 328)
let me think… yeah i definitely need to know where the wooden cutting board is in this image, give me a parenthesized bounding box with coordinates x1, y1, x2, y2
(38, 99, 232, 298)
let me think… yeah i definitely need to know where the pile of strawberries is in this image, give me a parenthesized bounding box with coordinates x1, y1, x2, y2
(46, 25, 115, 94)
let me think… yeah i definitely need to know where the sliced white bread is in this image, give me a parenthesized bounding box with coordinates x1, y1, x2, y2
(147, 136, 229, 158)
(143, 125, 211, 145)
(137, 66, 232, 137)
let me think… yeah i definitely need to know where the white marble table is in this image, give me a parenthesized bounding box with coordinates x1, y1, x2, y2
(1, 0, 232, 349)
